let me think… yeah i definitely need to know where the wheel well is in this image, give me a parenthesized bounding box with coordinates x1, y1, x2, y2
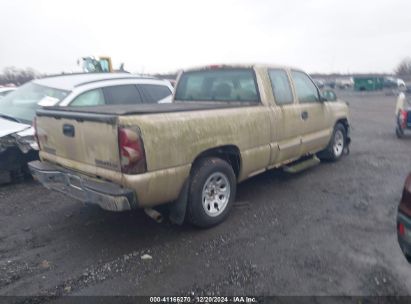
(336, 118, 349, 132)
(336, 119, 350, 144)
(191, 145, 241, 178)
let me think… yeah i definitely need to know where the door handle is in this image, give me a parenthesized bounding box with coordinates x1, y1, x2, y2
(63, 124, 75, 137)
(301, 111, 308, 120)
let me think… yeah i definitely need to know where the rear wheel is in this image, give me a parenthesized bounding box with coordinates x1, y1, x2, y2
(317, 123, 346, 162)
(187, 157, 236, 228)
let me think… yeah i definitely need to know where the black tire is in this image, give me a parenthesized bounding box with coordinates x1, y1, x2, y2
(400, 244, 411, 264)
(396, 127, 404, 139)
(187, 157, 236, 228)
(9, 166, 26, 183)
(317, 123, 347, 162)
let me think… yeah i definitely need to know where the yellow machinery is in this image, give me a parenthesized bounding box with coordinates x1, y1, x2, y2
(79, 56, 113, 73)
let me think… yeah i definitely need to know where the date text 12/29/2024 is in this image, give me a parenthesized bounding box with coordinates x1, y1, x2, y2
(149, 296, 258, 303)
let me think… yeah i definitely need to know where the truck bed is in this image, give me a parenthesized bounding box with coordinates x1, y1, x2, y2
(36, 102, 257, 121)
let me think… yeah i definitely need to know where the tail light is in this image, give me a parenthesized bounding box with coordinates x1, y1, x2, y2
(398, 222, 405, 236)
(118, 126, 146, 174)
(399, 109, 408, 129)
(33, 117, 47, 149)
(33, 117, 40, 148)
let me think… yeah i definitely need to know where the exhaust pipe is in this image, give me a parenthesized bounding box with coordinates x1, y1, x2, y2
(144, 208, 163, 223)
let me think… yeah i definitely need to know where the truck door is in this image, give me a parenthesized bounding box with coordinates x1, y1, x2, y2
(267, 68, 303, 164)
(290, 70, 331, 154)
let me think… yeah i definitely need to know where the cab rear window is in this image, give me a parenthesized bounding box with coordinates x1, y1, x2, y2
(175, 68, 259, 102)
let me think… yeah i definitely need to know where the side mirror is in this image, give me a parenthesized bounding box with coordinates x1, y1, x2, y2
(321, 90, 337, 102)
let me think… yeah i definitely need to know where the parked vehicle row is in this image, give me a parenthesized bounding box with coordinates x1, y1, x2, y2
(29, 64, 351, 228)
(0, 73, 173, 181)
(311, 77, 354, 90)
(311, 76, 407, 91)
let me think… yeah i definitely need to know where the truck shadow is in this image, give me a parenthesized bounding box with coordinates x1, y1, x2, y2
(38, 166, 318, 243)
(22, 168, 297, 260)
(1, 161, 337, 294)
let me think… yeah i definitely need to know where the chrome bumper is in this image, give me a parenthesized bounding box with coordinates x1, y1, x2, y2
(28, 161, 137, 212)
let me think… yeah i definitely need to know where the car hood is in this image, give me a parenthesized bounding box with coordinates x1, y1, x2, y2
(0, 117, 31, 138)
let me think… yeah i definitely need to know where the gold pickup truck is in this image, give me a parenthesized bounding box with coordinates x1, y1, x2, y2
(29, 64, 350, 228)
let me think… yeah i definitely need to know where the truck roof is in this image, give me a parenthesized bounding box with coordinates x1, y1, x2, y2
(182, 63, 295, 72)
(33, 73, 156, 91)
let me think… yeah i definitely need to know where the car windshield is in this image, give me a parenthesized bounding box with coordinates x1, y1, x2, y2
(0, 82, 69, 124)
(175, 68, 259, 102)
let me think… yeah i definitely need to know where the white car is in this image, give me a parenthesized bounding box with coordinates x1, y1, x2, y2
(336, 77, 354, 89)
(0, 73, 174, 180)
(397, 78, 406, 89)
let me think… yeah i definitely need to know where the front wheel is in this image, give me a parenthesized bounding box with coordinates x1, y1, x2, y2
(317, 123, 347, 162)
(187, 157, 236, 228)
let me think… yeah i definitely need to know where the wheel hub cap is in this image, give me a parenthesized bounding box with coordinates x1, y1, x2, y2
(333, 130, 344, 157)
(202, 172, 230, 217)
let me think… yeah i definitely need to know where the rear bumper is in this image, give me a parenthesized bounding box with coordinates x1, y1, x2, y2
(28, 160, 137, 212)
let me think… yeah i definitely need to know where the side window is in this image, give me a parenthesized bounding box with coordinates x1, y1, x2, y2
(103, 85, 142, 105)
(268, 69, 293, 105)
(291, 71, 320, 103)
(138, 84, 172, 103)
(70, 89, 105, 106)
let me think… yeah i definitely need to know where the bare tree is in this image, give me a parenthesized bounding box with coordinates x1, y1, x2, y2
(0, 66, 40, 86)
(395, 58, 411, 80)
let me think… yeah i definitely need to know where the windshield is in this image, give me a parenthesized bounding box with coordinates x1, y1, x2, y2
(0, 82, 69, 124)
(175, 68, 259, 102)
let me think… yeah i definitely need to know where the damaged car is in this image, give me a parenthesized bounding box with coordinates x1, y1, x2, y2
(0, 73, 174, 182)
(0, 83, 67, 181)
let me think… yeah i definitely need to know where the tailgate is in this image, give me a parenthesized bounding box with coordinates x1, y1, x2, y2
(36, 110, 121, 173)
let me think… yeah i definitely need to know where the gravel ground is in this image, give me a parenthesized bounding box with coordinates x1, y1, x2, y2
(1, 90, 411, 298)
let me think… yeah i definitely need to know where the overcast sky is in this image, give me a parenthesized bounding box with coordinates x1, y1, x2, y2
(1, 0, 411, 74)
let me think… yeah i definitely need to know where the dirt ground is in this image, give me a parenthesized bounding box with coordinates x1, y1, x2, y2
(1, 90, 411, 298)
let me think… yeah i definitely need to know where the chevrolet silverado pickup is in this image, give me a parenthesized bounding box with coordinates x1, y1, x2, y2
(29, 64, 350, 228)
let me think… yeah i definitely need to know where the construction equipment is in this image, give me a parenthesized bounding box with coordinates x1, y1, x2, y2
(78, 56, 113, 73)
